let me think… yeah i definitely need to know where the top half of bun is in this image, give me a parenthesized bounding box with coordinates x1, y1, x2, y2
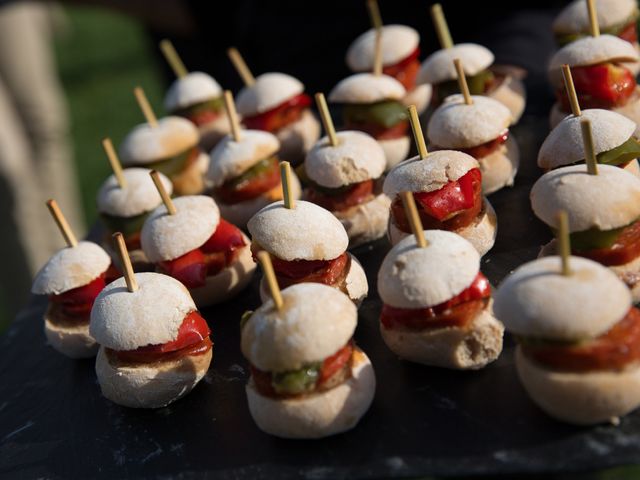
(90, 272, 197, 351)
(305, 131, 386, 188)
(247, 200, 348, 261)
(378, 230, 480, 309)
(329, 73, 406, 104)
(494, 256, 631, 341)
(553, 0, 638, 34)
(383, 150, 479, 198)
(530, 164, 640, 231)
(427, 94, 512, 148)
(164, 71, 222, 112)
(241, 283, 356, 372)
(417, 43, 494, 86)
(32, 241, 111, 295)
(236, 72, 304, 116)
(346, 24, 420, 72)
(97, 168, 172, 218)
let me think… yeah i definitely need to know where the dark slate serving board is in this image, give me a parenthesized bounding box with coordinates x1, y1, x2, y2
(2, 114, 640, 480)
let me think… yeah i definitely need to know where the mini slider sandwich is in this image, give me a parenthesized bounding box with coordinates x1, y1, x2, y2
(303, 93, 390, 246)
(97, 138, 173, 269)
(229, 48, 320, 166)
(141, 172, 255, 306)
(161, 40, 228, 151)
(383, 106, 497, 255)
(91, 234, 212, 409)
(416, 4, 525, 122)
(241, 252, 375, 438)
(120, 87, 209, 195)
(494, 216, 640, 425)
(427, 59, 519, 194)
(206, 91, 301, 229)
(345, 0, 431, 113)
(378, 194, 503, 369)
(248, 165, 368, 305)
(32, 200, 113, 358)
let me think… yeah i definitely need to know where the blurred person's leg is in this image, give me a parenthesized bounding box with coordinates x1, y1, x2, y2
(0, 1, 86, 251)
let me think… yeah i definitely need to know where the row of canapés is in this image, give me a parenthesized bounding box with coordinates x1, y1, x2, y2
(29, 0, 640, 438)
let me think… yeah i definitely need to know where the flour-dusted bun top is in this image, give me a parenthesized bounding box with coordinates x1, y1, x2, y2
(164, 71, 222, 111)
(236, 72, 304, 116)
(417, 43, 494, 85)
(97, 168, 172, 217)
(241, 283, 356, 371)
(346, 24, 420, 72)
(553, 0, 638, 34)
(141, 195, 220, 262)
(90, 272, 197, 351)
(329, 73, 406, 104)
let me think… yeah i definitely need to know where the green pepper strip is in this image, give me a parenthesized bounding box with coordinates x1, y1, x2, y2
(271, 363, 321, 395)
(343, 100, 408, 128)
(597, 138, 640, 166)
(551, 218, 638, 251)
(100, 210, 149, 237)
(173, 96, 224, 118)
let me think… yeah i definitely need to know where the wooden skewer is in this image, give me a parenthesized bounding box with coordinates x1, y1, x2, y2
(373, 27, 383, 76)
(223, 90, 242, 142)
(133, 86, 158, 128)
(46, 199, 78, 248)
(315, 92, 339, 147)
(407, 105, 428, 160)
(366, 0, 383, 30)
(587, 0, 600, 37)
(580, 118, 599, 175)
(561, 64, 581, 117)
(113, 232, 138, 292)
(159, 39, 188, 79)
(101, 137, 126, 189)
(431, 3, 454, 49)
(454, 59, 473, 105)
(280, 162, 295, 209)
(556, 210, 572, 276)
(150, 170, 177, 215)
(400, 191, 428, 248)
(227, 47, 255, 87)
(257, 251, 283, 310)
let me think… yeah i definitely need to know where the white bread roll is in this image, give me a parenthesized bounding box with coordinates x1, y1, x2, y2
(97, 168, 172, 217)
(427, 94, 512, 148)
(164, 71, 222, 111)
(119, 117, 199, 165)
(379, 136, 411, 171)
(243, 283, 356, 370)
(170, 153, 207, 195)
(549, 96, 640, 137)
(489, 75, 526, 124)
(217, 171, 301, 230)
(417, 43, 494, 85)
(387, 198, 497, 256)
(258, 253, 369, 306)
(305, 131, 386, 188)
(90, 272, 197, 351)
(187, 236, 256, 306)
(401, 83, 432, 114)
(207, 130, 280, 187)
(378, 230, 480, 308)
(329, 73, 406, 103)
(247, 200, 349, 261)
(95, 346, 212, 409)
(539, 109, 636, 170)
(236, 72, 304, 116)
(275, 108, 320, 165)
(380, 308, 503, 369)
(141, 195, 219, 262)
(44, 315, 98, 359)
(553, 0, 638, 35)
(479, 134, 519, 194)
(494, 256, 631, 341)
(548, 35, 639, 87)
(334, 193, 391, 247)
(246, 348, 375, 438)
(346, 25, 420, 72)
(383, 151, 479, 197)
(32, 241, 111, 295)
(515, 347, 640, 425)
(530, 164, 640, 231)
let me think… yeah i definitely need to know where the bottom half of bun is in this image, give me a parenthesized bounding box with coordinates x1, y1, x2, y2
(489, 75, 526, 124)
(333, 193, 391, 248)
(479, 135, 520, 195)
(259, 253, 368, 306)
(539, 239, 640, 303)
(189, 240, 256, 307)
(388, 198, 497, 256)
(275, 109, 321, 167)
(379, 136, 411, 172)
(515, 346, 640, 425)
(380, 308, 504, 369)
(95, 345, 212, 409)
(103, 241, 154, 272)
(198, 115, 231, 152)
(245, 347, 375, 439)
(401, 84, 432, 115)
(44, 314, 98, 359)
(171, 152, 209, 196)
